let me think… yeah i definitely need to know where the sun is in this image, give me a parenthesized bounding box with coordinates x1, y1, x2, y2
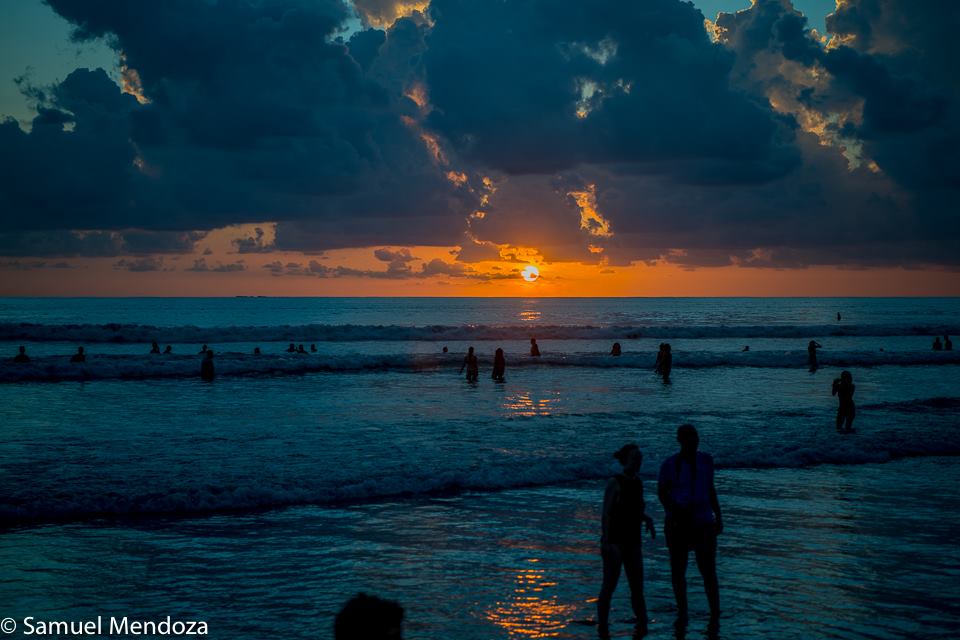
(521, 265, 540, 282)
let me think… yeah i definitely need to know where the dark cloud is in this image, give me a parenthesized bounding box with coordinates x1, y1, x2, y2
(113, 256, 166, 272)
(185, 258, 246, 273)
(0, 0, 956, 268)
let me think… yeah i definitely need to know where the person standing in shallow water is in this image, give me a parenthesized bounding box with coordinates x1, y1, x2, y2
(459, 346, 479, 382)
(530, 338, 541, 357)
(492, 347, 506, 382)
(658, 425, 722, 623)
(610, 342, 622, 356)
(70, 347, 86, 363)
(807, 340, 822, 370)
(597, 444, 655, 638)
(945, 335, 953, 351)
(932, 336, 943, 351)
(200, 350, 215, 382)
(13, 346, 30, 363)
(832, 371, 856, 433)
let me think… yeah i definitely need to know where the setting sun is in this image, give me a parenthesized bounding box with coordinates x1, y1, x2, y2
(521, 265, 540, 282)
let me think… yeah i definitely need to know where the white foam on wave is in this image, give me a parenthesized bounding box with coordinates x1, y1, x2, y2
(2, 321, 957, 343)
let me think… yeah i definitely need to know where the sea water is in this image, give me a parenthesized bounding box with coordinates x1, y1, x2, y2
(0, 298, 958, 639)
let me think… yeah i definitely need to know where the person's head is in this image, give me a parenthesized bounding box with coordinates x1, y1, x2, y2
(677, 424, 699, 455)
(663, 343, 671, 353)
(77, 347, 84, 354)
(840, 370, 852, 383)
(152, 341, 159, 347)
(442, 346, 448, 353)
(531, 338, 537, 344)
(311, 343, 317, 350)
(334, 593, 403, 640)
(496, 347, 504, 357)
(202, 344, 207, 350)
(612, 342, 621, 351)
(468, 346, 474, 355)
(613, 443, 642, 474)
(254, 347, 261, 354)
(18, 345, 25, 354)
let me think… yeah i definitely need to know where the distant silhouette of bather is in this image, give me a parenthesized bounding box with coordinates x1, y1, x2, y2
(253, 347, 261, 355)
(742, 345, 749, 352)
(807, 340, 822, 370)
(837, 312, 842, 322)
(597, 443, 655, 637)
(310, 343, 317, 352)
(460, 346, 479, 382)
(70, 347, 86, 363)
(13, 346, 30, 363)
(933, 337, 943, 351)
(297, 344, 307, 354)
(150, 341, 161, 354)
(945, 335, 953, 351)
(658, 425, 722, 622)
(200, 350, 215, 382)
(492, 347, 506, 382)
(199, 344, 209, 354)
(656, 343, 673, 382)
(832, 371, 856, 433)
(163, 345, 172, 354)
(442, 346, 449, 354)
(611, 342, 622, 356)
(530, 338, 541, 357)
(287, 343, 296, 353)
(335, 593, 403, 640)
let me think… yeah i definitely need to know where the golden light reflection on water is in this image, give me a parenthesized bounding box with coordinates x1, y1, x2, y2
(519, 309, 542, 322)
(485, 559, 577, 638)
(502, 392, 560, 417)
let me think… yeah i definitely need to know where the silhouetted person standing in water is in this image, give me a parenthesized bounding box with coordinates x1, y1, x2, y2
(297, 344, 307, 354)
(460, 346, 479, 382)
(13, 346, 30, 363)
(310, 343, 317, 352)
(335, 593, 404, 640)
(287, 343, 296, 353)
(200, 350, 215, 382)
(837, 312, 842, 322)
(832, 371, 856, 433)
(656, 343, 672, 382)
(199, 344, 209, 355)
(163, 345, 173, 354)
(70, 347, 86, 363)
(933, 337, 943, 351)
(658, 425, 722, 623)
(530, 338, 541, 357)
(597, 443, 655, 638)
(492, 347, 506, 382)
(807, 340, 822, 370)
(150, 341, 161, 354)
(253, 347, 262, 355)
(610, 342, 622, 356)
(945, 335, 953, 351)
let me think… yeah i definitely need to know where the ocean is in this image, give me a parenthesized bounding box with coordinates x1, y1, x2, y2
(1, 297, 958, 639)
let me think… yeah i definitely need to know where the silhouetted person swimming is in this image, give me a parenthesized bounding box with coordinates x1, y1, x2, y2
(611, 342, 622, 356)
(70, 347, 86, 363)
(742, 345, 749, 352)
(492, 347, 506, 382)
(163, 345, 172, 354)
(442, 346, 449, 354)
(13, 346, 30, 363)
(933, 337, 943, 351)
(530, 338, 541, 357)
(832, 371, 856, 433)
(310, 343, 317, 353)
(287, 343, 296, 353)
(807, 340, 822, 370)
(597, 444, 656, 637)
(150, 341, 161, 355)
(658, 425, 722, 622)
(946, 335, 953, 351)
(460, 346, 479, 382)
(200, 350, 215, 382)
(335, 593, 403, 640)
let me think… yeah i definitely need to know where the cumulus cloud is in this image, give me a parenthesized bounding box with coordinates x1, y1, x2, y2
(186, 258, 246, 273)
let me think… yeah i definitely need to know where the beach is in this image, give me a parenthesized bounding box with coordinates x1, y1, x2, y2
(1, 297, 958, 638)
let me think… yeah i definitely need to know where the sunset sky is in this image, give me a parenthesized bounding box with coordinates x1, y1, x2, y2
(0, 0, 957, 296)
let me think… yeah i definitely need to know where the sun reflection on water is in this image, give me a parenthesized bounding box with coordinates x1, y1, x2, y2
(485, 559, 577, 638)
(502, 392, 561, 417)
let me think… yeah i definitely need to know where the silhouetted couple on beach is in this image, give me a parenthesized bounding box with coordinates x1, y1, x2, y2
(598, 425, 722, 638)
